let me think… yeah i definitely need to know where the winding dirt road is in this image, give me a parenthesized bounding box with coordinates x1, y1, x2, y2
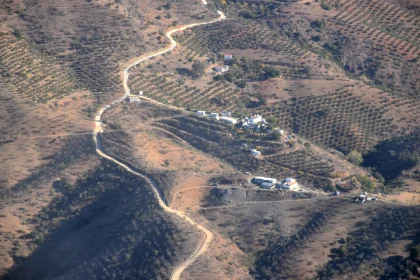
(93, 8, 226, 280)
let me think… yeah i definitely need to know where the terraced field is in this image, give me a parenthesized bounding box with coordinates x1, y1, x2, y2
(175, 19, 309, 59)
(128, 73, 240, 112)
(327, 0, 420, 59)
(258, 88, 393, 153)
(0, 33, 78, 103)
(150, 115, 334, 189)
(265, 150, 335, 178)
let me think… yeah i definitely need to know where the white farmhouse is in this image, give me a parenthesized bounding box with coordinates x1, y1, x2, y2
(249, 115, 262, 124)
(209, 113, 219, 120)
(197, 110, 206, 116)
(224, 54, 233, 61)
(281, 178, 299, 190)
(251, 149, 261, 156)
(128, 96, 141, 103)
(214, 65, 229, 73)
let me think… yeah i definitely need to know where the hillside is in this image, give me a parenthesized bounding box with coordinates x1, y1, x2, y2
(0, 0, 420, 279)
(199, 197, 420, 279)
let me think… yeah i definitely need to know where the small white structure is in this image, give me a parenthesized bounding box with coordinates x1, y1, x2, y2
(220, 117, 237, 124)
(128, 96, 141, 102)
(251, 149, 261, 156)
(209, 113, 219, 120)
(138, 91, 143, 96)
(274, 128, 285, 134)
(224, 54, 233, 61)
(355, 194, 366, 203)
(197, 110, 206, 116)
(249, 115, 263, 124)
(214, 65, 229, 72)
(282, 178, 299, 189)
(221, 111, 231, 117)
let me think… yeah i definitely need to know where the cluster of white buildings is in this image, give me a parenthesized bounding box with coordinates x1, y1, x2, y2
(251, 176, 299, 190)
(242, 115, 263, 128)
(355, 192, 378, 203)
(214, 54, 233, 73)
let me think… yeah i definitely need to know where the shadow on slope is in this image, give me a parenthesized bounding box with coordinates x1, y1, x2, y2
(3, 159, 199, 280)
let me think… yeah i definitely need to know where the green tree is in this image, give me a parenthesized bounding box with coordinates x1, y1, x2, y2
(410, 245, 420, 261)
(346, 150, 363, 165)
(191, 60, 206, 79)
(266, 117, 278, 125)
(355, 175, 374, 191)
(264, 67, 280, 78)
(338, 244, 347, 257)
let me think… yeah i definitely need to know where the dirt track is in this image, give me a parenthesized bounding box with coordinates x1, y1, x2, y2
(93, 7, 226, 280)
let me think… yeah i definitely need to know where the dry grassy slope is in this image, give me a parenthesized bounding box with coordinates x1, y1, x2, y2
(183, 211, 253, 280)
(200, 197, 420, 280)
(99, 102, 234, 200)
(1, 160, 203, 280)
(0, 133, 100, 275)
(0, 2, 226, 279)
(0, 83, 94, 189)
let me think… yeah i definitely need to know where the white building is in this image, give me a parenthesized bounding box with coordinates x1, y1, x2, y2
(128, 96, 141, 102)
(209, 113, 219, 120)
(281, 178, 299, 189)
(252, 177, 277, 185)
(220, 117, 237, 124)
(251, 149, 261, 156)
(224, 54, 233, 61)
(249, 115, 262, 124)
(274, 128, 285, 134)
(214, 65, 229, 72)
(221, 111, 231, 117)
(197, 110, 206, 116)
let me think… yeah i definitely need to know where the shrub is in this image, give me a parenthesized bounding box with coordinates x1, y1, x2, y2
(264, 67, 280, 78)
(191, 60, 206, 79)
(355, 175, 374, 192)
(346, 150, 363, 165)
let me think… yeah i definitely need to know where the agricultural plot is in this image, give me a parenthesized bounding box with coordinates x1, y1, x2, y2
(175, 19, 309, 61)
(257, 87, 395, 153)
(0, 34, 78, 103)
(316, 0, 420, 96)
(326, 0, 420, 58)
(210, 0, 420, 97)
(152, 115, 334, 189)
(257, 159, 333, 190)
(15, 0, 163, 94)
(265, 150, 335, 178)
(128, 73, 240, 112)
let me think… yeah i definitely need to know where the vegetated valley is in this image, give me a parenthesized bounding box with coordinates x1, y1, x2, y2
(0, 0, 420, 279)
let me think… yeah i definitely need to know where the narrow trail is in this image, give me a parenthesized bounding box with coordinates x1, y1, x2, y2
(93, 8, 226, 280)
